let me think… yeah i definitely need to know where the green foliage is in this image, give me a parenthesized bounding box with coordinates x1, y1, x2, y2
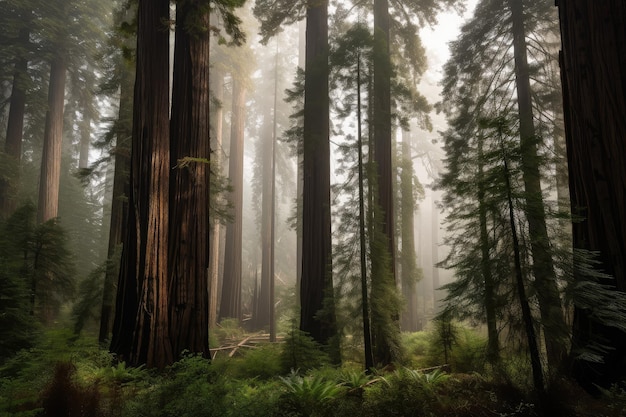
(230, 344, 283, 380)
(0, 203, 75, 362)
(280, 324, 330, 373)
(279, 370, 346, 417)
(363, 366, 445, 416)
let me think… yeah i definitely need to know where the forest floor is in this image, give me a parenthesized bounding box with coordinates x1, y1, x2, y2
(0, 327, 623, 417)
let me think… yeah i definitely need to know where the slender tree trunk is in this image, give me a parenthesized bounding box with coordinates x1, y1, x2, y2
(219, 79, 245, 322)
(477, 133, 499, 363)
(110, 0, 173, 369)
(37, 57, 67, 224)
(168, 0, 211, 358)
(509, 0, 567, 370)
(98, 62, 133, 345)
(558, 0, 626, 390)
(357, 55, 374, 370)
(371, 0, 401, 365)
(300, 0, 338, 361)
(78, 115, 91, 170)
(400, 132, 418, 332)
(0, 26, 29, 218)
(503, 143, 545, 396)
(208, 69, 224, 329)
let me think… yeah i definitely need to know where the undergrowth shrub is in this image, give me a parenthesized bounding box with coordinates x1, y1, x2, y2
(280, 326, 330, 373)
(231, 343, 282, 379)
(278, 370, 346, 417)
(363, 367, 443, 416)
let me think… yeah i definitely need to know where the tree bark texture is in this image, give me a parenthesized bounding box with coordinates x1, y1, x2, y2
(509, 0, 567, 370)
(110, 0, 173, 369)
(557, 0, 626, 389)
(300, 0, 338, 358)
(219, 79, 245, 322)
(168, 0, 211, 359)
(37, 57, 67, 224)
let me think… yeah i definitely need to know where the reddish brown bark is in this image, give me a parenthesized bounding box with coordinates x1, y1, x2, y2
(558, 0, 626, 389)
(168, 0, 211, 358)
(37, 57, 67, 224)
(110, 0, 172, 369)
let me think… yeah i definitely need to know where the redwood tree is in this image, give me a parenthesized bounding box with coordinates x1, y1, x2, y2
(168, 0, 211, 358)
(219, 79, 246, 322)
(110, 0, 173, 369)
(300, 0, 338, 360)
(558, 0, 626, 390)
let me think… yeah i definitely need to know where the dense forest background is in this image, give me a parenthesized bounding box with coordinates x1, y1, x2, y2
(1, 0, 626, 415)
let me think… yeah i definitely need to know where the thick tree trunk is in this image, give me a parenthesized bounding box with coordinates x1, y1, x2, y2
(110, 0, 172, 369)
(558, 0, 626, 390)
(37, 57, 67, 224)
(300, 0, 338, 361)
(219, 79, 245, 322)
(0, 26, 29, 218)
(168, 0, 211, 359)
(509, 0, 567, 370)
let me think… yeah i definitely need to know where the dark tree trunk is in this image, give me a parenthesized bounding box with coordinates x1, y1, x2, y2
(370, 0, 401, 366)
(98, 61, 133, 345)
(37, 57, 67, 224)
(509, 0, 567, 370)
(504, 148, 545, 396)
(557, 0, 626, 390)
(357, 56, 374, 370)
(110, 0, 173, 369)
(477, 133, 499, 363)
(168, 0, 211, 359)
(0, 26, 29, 219)
(219, 79, 245, 322)
(300, 0, 338, 361)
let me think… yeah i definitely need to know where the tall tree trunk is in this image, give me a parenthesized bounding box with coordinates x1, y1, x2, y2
(502, 139, 545, 396)
(357, 54, 374, 370)
(219, 79, 245, 322)
(371, 0, 401, 365)
(399, 132, 418, 332)
(168, 0, 211, 359)
(0, 26, 29, 218)
(110, 0, 172, 369)
(257, 82, 274, 332)
(98, 61, 133, 345)
(509, 0, 567, 370)
(300, 0, 338, 361)
(258, 44, 278, 338)
(37, 57, 67, 224)
(477, 133, 499, 363)
(558, 0, 626, 390)
(208, 69, 224, 329)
